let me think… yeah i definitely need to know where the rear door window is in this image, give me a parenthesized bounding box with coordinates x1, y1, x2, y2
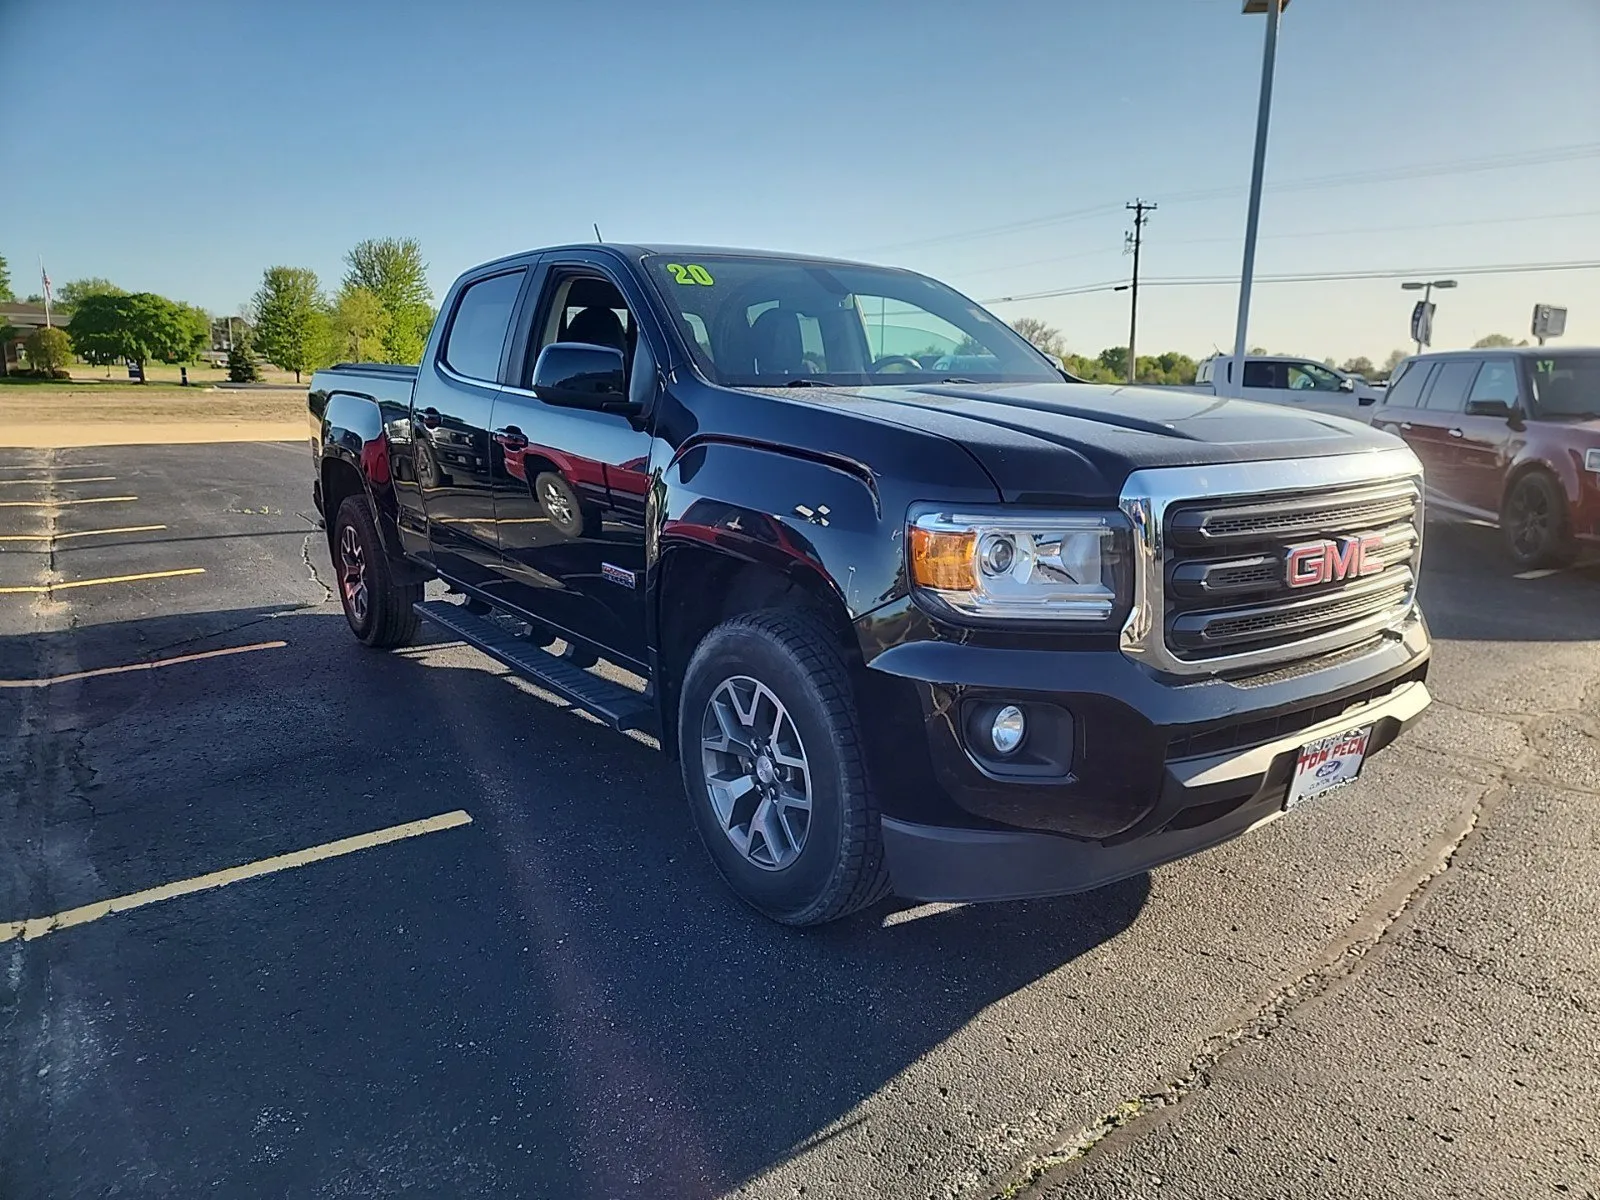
(443, 270, 525, 382)
(1421, 360, 1479, 411)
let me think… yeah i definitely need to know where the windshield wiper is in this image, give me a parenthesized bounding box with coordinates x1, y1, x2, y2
(779, 378, 827, 387)
(940, 377, 979, 384)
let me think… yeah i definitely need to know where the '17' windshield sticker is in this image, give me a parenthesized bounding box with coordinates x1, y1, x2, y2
(665, 263, 715, 286)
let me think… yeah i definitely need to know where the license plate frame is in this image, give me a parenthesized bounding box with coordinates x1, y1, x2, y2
(1287, 724, 1373, 809)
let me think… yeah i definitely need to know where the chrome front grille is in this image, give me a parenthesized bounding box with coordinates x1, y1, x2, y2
(1118, 450, 1425, 677)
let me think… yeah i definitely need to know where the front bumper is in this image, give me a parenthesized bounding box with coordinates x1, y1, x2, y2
(882, 678, 1429, 903)
(860, 606, 1432, 903)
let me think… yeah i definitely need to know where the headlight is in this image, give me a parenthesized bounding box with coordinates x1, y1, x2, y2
(907, 507, 1131, 624)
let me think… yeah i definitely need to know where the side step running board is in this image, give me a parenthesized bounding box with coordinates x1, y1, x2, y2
(415, 600, 655, 734)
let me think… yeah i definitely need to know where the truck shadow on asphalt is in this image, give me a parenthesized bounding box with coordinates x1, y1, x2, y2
(2, 604, 1150, 1198)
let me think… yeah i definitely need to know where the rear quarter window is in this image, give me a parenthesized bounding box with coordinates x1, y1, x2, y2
(1381, 360, 1432, 409)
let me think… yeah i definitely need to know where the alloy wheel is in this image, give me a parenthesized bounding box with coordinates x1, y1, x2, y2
(700, 675, 812, 870)
(338, 523, 369, 624)
(1510, 485, 1551, 557)
(541, 480, 575, 527)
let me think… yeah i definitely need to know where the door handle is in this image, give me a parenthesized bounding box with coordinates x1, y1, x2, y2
(1448, 428, 1464, 438)
(494, 426, 529, 451)
(420, 406, 441, 430)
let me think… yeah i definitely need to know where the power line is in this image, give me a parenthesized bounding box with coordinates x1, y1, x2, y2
(956, 207, 1600, 282)
(983, 259, 1600, 305)
(867, 142, 1600, 255)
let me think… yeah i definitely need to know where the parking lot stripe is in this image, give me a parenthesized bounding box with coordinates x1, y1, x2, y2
(0, 810, 474, 942)
(0, 640, 288, 689)
(0, 524, 168, 543)
(0, 476, 117, 486)
(0, 496, 137, 508)
(0, 567, 205, 595)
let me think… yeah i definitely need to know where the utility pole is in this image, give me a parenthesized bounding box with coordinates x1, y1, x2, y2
(1124, 199, 1156, 384)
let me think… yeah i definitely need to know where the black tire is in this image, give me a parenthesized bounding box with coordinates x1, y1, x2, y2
(678, 609, 890, 926)
(333, 495, 422, 648)
(1501, 472, 1574, 570)
(534, 471, 600, 539)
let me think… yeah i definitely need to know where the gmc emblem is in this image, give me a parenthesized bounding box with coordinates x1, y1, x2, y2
(1284, 533, 1386, 589)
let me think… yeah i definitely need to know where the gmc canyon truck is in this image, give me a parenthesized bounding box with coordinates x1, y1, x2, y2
(309, 244, 1433, 926)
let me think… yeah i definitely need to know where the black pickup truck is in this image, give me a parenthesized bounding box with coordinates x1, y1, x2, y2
(309, 244, 1432, 925)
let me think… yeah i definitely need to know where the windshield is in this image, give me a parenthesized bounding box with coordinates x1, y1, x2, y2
(643, 254, 1062, 388)
(1527, 354, 1600, 419)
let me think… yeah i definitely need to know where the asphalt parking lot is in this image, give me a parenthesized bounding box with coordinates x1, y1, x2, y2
(1, 442, 1596, 1199)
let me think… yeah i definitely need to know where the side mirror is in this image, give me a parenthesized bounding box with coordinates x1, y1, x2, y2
(531, 343, 632, 412)
(1338, 377, 1356, 393)
(1466, 398, 1514, 419)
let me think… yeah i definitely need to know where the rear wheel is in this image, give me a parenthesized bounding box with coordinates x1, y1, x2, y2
(333, 495, 422, 647)
(1502, 473, 1574, 570)
(678, 610, 889, 926)
(534, 471, 600, 539)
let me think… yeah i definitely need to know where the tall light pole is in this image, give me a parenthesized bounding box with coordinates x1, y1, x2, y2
(1124, 199, 1156, 384)
(1401, 279, 1457, 354)
(1227, 0, 1288, 398)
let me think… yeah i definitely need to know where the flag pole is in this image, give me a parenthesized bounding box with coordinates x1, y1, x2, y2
(39, 257, 52, 328)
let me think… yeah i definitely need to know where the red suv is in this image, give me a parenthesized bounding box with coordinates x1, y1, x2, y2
(1372, 348, 1600, 568)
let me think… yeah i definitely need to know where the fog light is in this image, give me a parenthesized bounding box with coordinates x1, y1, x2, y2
(991, 705, 1026, 756)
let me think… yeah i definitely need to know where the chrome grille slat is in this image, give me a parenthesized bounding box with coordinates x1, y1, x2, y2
(1170, 569, 1415, 651)
(1166, 481, 1420, 547)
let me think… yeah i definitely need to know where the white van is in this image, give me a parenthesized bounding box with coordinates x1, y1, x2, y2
(1195, 355, 1382, 417)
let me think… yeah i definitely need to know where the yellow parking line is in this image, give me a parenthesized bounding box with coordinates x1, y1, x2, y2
(0, 640, 287, 689)
(0, 495, 137, 508)
(0, 567, 205, 595)
(1, 809, 474, 942)
(0, 524, 167, 543)
(0, 476, 116, 486)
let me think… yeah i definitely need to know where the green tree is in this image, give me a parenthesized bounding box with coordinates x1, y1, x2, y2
(0, 254, 13, 301)
(24, 326, 72, 376)
(342, 237, 434, 363)
(171, 301, 213, 361)
(328, 284, 392, 363)
(1097, 346, 1129, 379)
(68, 293, 190, 381)
(1381, 348, 1408, 378)
(1472, 333, 1522, 349)
(1009, 317, 1066, 358)
(1341, 356, 1376, 378)
(56, 277, 124, 309)
(227, 336, 261, 383)
(252, 266, 329, 382)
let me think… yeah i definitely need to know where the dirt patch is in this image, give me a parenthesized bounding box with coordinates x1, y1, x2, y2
(0, 389, 308, 446)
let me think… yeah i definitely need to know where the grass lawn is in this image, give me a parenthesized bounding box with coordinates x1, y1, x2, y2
(0, 384, 307, 425)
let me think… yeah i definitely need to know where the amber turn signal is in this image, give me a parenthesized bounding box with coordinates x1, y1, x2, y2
(909, 526, 977, 591)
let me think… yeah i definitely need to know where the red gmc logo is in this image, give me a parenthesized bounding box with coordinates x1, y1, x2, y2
(1284, 533, 1386, 589)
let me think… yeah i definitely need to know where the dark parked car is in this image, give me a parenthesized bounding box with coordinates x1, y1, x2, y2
(1372, 347, 1600, 568)
(308, 244, 1432, 925)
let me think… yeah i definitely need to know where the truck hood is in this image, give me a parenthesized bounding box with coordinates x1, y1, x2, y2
(757, 381, 1404, 505)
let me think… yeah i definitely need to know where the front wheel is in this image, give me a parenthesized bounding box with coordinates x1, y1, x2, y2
(333, 495, 422, 647)
(1502, 473, 1574, 570)
(678, 610, 890, 926)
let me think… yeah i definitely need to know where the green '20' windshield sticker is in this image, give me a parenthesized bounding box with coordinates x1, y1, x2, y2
(665, 263, 715, 286)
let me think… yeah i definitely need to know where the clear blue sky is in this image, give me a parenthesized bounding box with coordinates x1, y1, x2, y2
(4, 0, 1598, 362)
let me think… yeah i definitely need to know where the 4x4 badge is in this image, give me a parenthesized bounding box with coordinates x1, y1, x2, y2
(601, 563, 637, 589)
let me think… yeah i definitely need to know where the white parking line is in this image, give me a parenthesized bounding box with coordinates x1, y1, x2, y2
(0, 524, 167, 543)
(0, 496, 137, 508)
(0, 640, 287, 689)
(0, 476, 117, 486)
(1, 810, 475, 942)
(0, 567, 205, 595)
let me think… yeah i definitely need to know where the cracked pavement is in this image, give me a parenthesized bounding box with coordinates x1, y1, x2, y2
(0, 445, 1596, 1199)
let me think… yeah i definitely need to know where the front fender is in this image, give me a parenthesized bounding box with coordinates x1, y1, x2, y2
(657, 439, 900, 619)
